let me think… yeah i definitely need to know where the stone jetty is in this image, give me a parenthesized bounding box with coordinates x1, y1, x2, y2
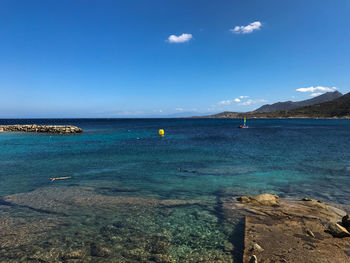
(0, 124, 83, 134)
(223, 193, 350, 263)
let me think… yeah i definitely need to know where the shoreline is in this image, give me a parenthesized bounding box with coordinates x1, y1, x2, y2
(1, 187, 349, 262)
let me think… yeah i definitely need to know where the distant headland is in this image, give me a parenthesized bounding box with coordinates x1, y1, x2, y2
(194, 91, 350, 119)
(0, 124, 83, 134)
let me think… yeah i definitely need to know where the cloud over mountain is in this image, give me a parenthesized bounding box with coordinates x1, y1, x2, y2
(296, 86, 337, 93)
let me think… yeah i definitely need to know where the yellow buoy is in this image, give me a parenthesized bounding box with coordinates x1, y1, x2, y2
(158, 129, 165, 136)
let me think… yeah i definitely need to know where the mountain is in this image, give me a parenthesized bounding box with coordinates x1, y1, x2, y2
(264, 92, 350, 118)
(195, 91, 350, 119)
(163, 111, 212, 118)
(253, 91, 343, 113)
(199, 111, 241, 118)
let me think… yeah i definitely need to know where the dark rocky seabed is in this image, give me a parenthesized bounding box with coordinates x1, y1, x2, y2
(1, 118, 350, 262)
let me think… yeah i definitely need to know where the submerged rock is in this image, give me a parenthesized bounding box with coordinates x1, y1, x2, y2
(61, 249, 86, 260)
(223, 241, 234, 252)
(122, 248, 150, 261)
(152, 254, 175, 263)
(3, 186, 202, 215)
(152, 240, 170, 254)
(237, 193, 279, 206)
(90, 243, 111, 257)
(0, 216, 61, 250)
(1, 185, 232, 262)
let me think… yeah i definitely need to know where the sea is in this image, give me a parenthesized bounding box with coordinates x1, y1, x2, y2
(1, 118, 350, 262)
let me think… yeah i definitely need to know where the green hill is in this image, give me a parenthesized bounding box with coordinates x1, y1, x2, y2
(254, 91, 342, 113)
(198, 92, 350, 118)
(261, 92, 350, 118)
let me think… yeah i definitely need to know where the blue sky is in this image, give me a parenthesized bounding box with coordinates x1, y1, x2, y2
(0, 0, 349, 117)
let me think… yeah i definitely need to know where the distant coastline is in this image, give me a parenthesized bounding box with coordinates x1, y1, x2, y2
(194, 91, 350, 119)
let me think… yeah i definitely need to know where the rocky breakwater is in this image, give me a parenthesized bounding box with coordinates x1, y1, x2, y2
(0, 124, 83, 134)
(222, 193, 350, 263)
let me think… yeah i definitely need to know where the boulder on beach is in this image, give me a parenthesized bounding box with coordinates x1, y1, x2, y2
(237, 193, 279, 206)
(327, 222, 350, 238)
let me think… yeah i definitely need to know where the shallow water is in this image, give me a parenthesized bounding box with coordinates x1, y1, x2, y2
(1, 118, 350, 262)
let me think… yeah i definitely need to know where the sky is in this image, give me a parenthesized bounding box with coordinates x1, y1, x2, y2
(0, 0, 349, 118)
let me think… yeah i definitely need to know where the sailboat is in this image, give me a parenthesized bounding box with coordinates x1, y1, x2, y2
(238, 117, 248, 129)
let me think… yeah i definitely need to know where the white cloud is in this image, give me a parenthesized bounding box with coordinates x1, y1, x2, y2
(239, 100, 254, 106)
(230, 21, 262, 34)
(175, 108, 184, 111)
(218, 100, 232, 105)
(218, 97, 244, 105)
(310, 92, 323, 97)
(239, 99, 267, 106)
(217, 97, 266, 106)
(167, 33, 193, 43)
(296, 86, 337, 93)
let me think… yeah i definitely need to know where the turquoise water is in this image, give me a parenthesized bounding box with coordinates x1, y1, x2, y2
(1, 118, 350, 262)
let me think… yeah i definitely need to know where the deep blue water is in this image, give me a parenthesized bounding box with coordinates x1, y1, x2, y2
(1, 118, 350, 262)
(1, 118, 350, 202)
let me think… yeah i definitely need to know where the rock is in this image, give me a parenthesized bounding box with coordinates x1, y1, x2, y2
(61, 250, 86, 260)
(249, 255, 258, 263)
(0, 124, 83, 134)
(250, 243, 264, 252)
(152, 254, 174, 263)
(123, 248, 150, 261)
(327, 223, 350, 238)
(223, 241, 234, 252)
(302, 197, 312, 201)
(90, 243, 111, 257)
(306, 229, 315, 238)
(230, 195, 350, 262)
(342, 214, 350, 228)
(152, 240, 170, 254)
(237, 193, 279, 206)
